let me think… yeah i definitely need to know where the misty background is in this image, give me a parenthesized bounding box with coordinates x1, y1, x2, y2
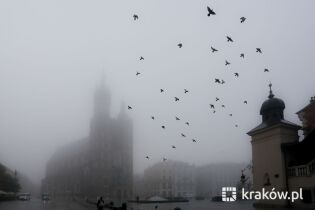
(0, 0, 314, 186)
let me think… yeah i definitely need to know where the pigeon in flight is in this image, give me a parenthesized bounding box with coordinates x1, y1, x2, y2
(136, 72, 140, 76)
(210, 104, 215, 109)
(133, 14, 139, 20)
(256, 48, 262, 53)
(192, 139, 197, 142)
(221, 80, 225, 84)
(240, 53, 245, 58)
(221, 105, 225, 108)
(185, 122, 190, 126)
(240, 17, 246, 23)
(160, 89, 164, 93)
(211, 47, 218, 53)
(213, 110, 216, 113)
(140, 56, 144, 60)
(215, 78, 221, 83)
(174, 97, 180, 101)
(264, 68, 269, 72)
(184, 89, 189, 94)
(151, 116, 155, 120)
(244, 100, 248, 104)
(175, 116, 180, 121)
(234, 72, 239, 77)
(146, 156, 150, 159)
(235, 124, 239, 127)
(163, 158, 167, 162)
(207, 6, 216, 16)
(226, 36, 233, 42)
(172, 145, 176, 149)
(225, 60, 231, 66)
(128, 106, 132, 110)
(229, 114, 233, 116)
(178, 43, 183, 48)
(181, 133, 186, 137)
(161, 125, 166, 129)
(216, 97, 220, 101)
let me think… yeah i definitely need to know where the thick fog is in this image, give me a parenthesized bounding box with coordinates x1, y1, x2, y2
(0, 0, 314, 185)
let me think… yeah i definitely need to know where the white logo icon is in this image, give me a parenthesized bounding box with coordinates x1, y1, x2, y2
(222, 187, 237, 202)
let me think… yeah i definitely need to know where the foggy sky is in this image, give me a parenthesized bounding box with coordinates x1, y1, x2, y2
(0, 0, 315, 185)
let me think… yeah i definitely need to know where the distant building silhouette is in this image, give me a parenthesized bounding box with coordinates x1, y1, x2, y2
(248, 84, 315, 208)
(143, 160, 196, 199)
(42, 80, 133, 204)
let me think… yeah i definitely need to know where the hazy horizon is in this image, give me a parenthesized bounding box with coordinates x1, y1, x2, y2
(0, 0, 314, 186)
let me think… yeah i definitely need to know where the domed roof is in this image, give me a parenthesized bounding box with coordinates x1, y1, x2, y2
(259, 83, 285, 115)
(260, 97, 285, 115)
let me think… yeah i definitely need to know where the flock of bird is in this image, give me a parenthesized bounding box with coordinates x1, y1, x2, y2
(127, 6, 270, 162)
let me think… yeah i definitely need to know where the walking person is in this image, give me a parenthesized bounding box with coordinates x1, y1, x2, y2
(96, 196, 105, 210)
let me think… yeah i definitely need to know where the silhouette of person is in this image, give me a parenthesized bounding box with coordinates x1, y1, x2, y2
(96, 196, 105, 210)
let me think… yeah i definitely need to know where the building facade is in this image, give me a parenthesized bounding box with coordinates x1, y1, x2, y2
(42, 81, 133, 203)
(248, 84, 315, 208)
(143, 160, 196, 199)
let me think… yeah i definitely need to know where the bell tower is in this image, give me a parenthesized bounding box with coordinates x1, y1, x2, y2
(247, 83, 300, 208)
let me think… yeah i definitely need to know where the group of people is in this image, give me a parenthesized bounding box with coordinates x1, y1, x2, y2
(96, 197, 127, 210)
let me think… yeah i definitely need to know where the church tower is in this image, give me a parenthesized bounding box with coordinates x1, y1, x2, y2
(247, 84, 301, 208)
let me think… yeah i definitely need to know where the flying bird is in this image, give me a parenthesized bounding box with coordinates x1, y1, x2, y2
(146, 156, 150, 159)
(174, 97, 180, 101)
(244, 100, 248, 104)
(136, 72, 140, 76)
(128, 106, 132, 110)
(160, 89, 164, 93)
(256, 48, 262, 53)
(140, 56, 144, 60)
(213, 110, 216, 113)
(163, 158, 167, 162)
(172, 145, 176, 149)
(221, 105, 225, 108)
(235, 124, 238, 127)
(211, 47, 218, 53)
(151, 116, 155, 120)
(215, 78, 221, 83)
(192, 139, 197, 142)
(210, 104, 215, 109)
(240, 53, 245, 58)
(175, 116, 180, 121)
(234, 72, 239, 77)
(229, 114, 233, 116)
(133, 14, 138, 20)
(181, 133, 186, 137)
(216, 97, 220, 101)
(161, 125, 166, 129)
(240, 17, 246, 23)
(226, 36, 233, 42)
(177, 43, 183, 48)
(185, 122, 190, 126)
(184, 89, 189, 94)
(264, 68, 269, 72)
(225, 60, 231, 66)
(207, 6, 216, 16)
(221, 80, 225, 84)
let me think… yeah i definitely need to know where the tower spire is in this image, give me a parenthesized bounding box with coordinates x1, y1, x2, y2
(268, 82, 274, 99)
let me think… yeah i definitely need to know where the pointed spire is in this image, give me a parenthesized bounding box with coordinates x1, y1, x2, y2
(268, 82, 274, 99)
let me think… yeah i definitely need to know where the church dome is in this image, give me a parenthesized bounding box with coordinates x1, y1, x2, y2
(260, 83, 285, 123)
(260, 97, 285, 115)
